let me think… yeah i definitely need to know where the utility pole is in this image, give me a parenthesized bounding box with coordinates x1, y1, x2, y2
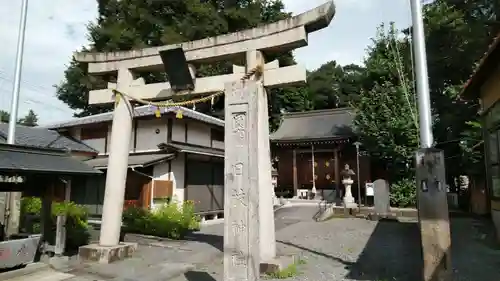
(410, 0, 452, 280)
(5, 0, 29, 237)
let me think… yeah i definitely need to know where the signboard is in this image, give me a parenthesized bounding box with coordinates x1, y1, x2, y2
(0, 175, 26, 184)
(365, 182, 374, 196)
(0, 235, 41, 269)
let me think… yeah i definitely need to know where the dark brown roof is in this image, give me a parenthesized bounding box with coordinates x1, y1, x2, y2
(85, 153, 175, 169)
(0, 144, 101, 175)
(0, 123, 97, 153)
(270, 108, 355, 142)
(461, 33, 500, 99)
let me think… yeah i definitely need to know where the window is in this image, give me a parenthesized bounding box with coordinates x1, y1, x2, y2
(211, 128, 224, 142)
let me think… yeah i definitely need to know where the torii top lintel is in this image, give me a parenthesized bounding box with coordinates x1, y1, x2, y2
(74, 1, 335, 74)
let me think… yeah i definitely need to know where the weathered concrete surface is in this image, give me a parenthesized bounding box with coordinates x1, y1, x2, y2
(78, 242, 137, 264)
(169, 207, 500, 281)
(74, 1, 335, 68)
(223, 80, 261, 281)
(416, 149, 452, 281)
(97, 68, 135, 247)
(87, 64, 306, 104)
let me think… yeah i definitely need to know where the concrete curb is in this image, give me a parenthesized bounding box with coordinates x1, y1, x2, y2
(0, 263, 50, 280)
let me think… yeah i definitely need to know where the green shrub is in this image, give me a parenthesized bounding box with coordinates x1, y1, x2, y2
(20, 197, 90, 251)
(123, 200, 201, 239)
(389, 178, 417, 208)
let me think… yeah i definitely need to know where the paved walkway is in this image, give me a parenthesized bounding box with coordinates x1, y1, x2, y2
(4, 205, 500, 280)
(169, 206, 500, 281)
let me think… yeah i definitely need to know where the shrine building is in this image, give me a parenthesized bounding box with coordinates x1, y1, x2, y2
(270, 108, 372, 202)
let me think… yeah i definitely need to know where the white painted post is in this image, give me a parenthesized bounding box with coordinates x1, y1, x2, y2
(311, 144, 316, 198)
(246, 50, 276, 263)
(55, 215, 66, 256)
(99, 68, 134, 246)
(64, 179, 71, 202)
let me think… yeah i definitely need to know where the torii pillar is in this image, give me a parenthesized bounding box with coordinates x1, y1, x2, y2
(72, 1, 336, 268)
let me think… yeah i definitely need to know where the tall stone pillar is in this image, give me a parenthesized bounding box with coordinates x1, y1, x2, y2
(416, 148, 452, 281)
(223, 80, 260, 281)
(99, 68, 134, 246)
(246, 50, 276, 262)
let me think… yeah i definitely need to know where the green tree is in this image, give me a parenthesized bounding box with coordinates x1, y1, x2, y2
(18, 110, 39, 127)
(0, 109, 39, 127)
(306, 61, 365, 109)
(352, 25, 418, 181)
(353, 1, 493, 180)
(0, 110, 9, 123)
(56, 0, 309, 123)
(422, 0, 489, 177)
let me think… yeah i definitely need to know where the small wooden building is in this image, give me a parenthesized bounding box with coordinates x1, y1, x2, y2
(461, 34, 500, 239)
(270, 108, 371, 202)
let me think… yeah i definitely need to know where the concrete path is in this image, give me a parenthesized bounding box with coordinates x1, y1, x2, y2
(5, 204, 500, 281)
(168, 206, 500, 281)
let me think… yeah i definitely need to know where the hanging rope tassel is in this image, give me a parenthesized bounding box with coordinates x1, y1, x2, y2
(112, 90, 121, 107)
(176, 107, 183, 119)
(192, 103, 196, 111)
(154, 106, 162, 118)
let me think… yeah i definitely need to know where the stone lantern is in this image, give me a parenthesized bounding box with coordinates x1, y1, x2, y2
(341, 164, 357, 208)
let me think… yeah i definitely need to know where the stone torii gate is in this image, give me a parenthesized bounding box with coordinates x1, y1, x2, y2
(74, 1, 335, 279)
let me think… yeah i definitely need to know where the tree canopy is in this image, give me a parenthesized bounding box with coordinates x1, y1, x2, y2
(55, 0, 496, 179)
(55, 0, 307, 127)
(0, 109, 39, 127)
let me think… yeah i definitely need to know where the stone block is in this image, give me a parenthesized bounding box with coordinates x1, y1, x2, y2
(260, 255, 295, 274)
(78, 242, 137, 264)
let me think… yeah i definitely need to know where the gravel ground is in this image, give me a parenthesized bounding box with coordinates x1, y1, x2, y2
(169, 206, 500, 281)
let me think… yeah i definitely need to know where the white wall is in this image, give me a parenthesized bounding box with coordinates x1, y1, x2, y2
(187, 121, 211, 147)
(212, 140, 224, 150)
(135, 119, 168, 152)
(83, 138, 105, 153)
(172, 119, 185, 142)
(68, 117, 222, 155)
(153, 153, 185, 203)
(106, 123, 134, 153)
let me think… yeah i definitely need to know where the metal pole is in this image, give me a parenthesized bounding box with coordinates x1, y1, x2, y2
(7, 0, 29, 144)
(410, 0, 433, 148)
(4, 0, 28, 238)
(411, 1, 452, 280)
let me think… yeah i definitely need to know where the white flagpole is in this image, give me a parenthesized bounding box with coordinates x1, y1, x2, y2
(410, 0, 433, 148)
(7, 0, 29, 144)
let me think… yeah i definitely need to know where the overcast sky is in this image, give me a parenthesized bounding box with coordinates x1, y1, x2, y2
(0, 0, 412, 124)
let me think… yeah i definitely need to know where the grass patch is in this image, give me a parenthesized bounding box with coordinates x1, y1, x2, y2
(265, 258, 307, 279)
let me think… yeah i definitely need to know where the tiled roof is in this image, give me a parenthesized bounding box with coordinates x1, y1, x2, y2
(0, 123, 97, 153)
(0, 144, 101, 175)
(85, 153, 175, 169)
(42, 105, 224, 129)
(270, 108, 355, 142)
(161, 142, 224, 157)
(461, 33, 500, 99)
